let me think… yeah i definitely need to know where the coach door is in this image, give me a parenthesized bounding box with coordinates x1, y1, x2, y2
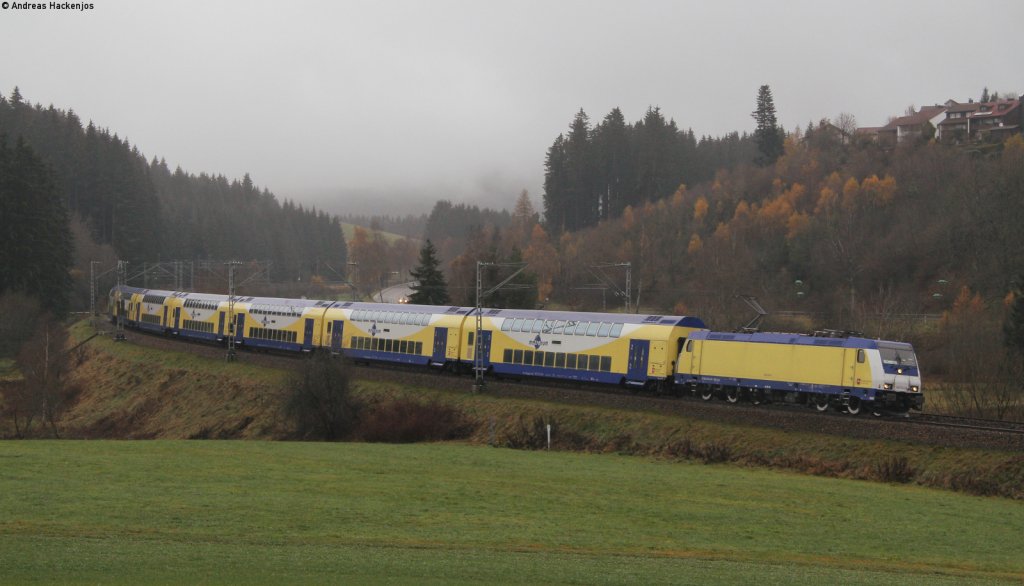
(235, 314, 245, 339)
(303, 318, 315, 349)
(163, 306, 168, 327)
(478, 330, 492, 367)
(173, 307, 181, 330)
(628, 339, 650, 381)
(218, 311, 225, 336)
(432, 328, 448, 363)
(331, 320, 344, 352)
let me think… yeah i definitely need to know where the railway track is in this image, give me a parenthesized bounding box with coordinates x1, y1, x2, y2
(909, 413, 1024, 435)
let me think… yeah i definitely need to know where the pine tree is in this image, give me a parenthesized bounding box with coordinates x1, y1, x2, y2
(751, 84, 784, 166)
(0, 136, 73, 317)
(408, 239, 450, 305)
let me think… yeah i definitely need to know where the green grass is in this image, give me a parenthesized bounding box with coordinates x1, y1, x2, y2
(0, 441, 1021, 584)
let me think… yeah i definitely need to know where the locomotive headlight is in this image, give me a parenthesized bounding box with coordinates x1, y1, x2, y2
(883, 383, 893, 390)
(897, 368, 903, 374)
(911, 385, 919, 393)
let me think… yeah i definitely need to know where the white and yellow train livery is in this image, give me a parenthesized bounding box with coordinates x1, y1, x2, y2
(676, 330, 923, 414)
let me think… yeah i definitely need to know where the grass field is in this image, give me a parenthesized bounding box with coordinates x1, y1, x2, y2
(1, 441, 1021, 584)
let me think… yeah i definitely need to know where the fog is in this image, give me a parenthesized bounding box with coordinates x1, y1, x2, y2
(2, 0, 1021, 214)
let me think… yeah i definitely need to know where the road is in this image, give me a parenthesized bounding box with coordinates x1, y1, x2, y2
(374, 281, 416, 304)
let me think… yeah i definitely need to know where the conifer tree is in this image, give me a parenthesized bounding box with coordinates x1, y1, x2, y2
(408, 239, 450, 305)
(0, 136, 73, 316)
(751, 84, 784, 166)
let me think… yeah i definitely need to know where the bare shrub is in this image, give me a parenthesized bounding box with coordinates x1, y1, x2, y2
(356, 398, 472, 443)
(696, 441, 733, 464)
(872, 456, 916, 483)
(497, 415, 550, 450)
(284, 353, 357, 441)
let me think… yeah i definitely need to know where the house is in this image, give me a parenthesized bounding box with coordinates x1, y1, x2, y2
(938, 98, 1022, 143)
(877, 105, 947, 144)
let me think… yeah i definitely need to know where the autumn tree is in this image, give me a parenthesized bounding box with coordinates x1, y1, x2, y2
(1006, 275, 1024, 356)
(408, 239, 450, 306)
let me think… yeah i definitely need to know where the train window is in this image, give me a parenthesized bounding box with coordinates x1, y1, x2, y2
(501, 320, 512, 332)
(610, 323, 623, 338)
(405, 313, 415, 325)
(416, 342, 423, 354)
(552, 321, 565, 334)
(600, 356, 611, 372)
(327, 323, 332, 332)
(857, 349, 865, 363)
(555, 353, 566, 368)
(541, 320, 553, 333)
(421, 315, 430, 326)
(468, 332, 474, 345)
(523, 350, 533, 365)
(574, 322, 589, 336)
(686, 340, 693, 352)
(587, 322, 601, 336)
(566, 354, 577, 369)
(544, 352, 554, 367)
(400, 341, 408, 353)
(598, 322, 612, 337)
(513, 349, 524, 364)
(535, 352, 546, 366)
(532, 320, 544, 333)
(503, 349, 512, 363)
(512, 318, 524, 332)
(589, 355, 601, 371)
(522, 319, 535, 333)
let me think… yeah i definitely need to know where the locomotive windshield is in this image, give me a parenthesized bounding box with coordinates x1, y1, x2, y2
(878, 344, 917, 367)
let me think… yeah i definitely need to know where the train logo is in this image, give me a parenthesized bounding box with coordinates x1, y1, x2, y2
(530, 334, 547, 350)
(369, 322, 379, 337)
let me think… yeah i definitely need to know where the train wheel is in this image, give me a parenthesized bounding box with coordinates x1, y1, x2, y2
(725, 388, 739, 403)
(846, 396, 862, 415)
(700, 386, 714, 401)
(814, 394, 830, 412)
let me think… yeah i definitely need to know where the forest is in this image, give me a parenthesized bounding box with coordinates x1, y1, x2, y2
(0, 87, 349, 313)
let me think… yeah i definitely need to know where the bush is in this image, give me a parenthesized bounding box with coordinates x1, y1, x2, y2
(356, 398, 471, 443)
(285, 353, 357, 441)
(872, 456, 916, 484)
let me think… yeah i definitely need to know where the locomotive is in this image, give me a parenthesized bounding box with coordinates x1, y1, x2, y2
(109, 285, 923, 414)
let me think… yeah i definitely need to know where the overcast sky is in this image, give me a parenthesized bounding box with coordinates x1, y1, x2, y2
(2, 0, 1022, 215)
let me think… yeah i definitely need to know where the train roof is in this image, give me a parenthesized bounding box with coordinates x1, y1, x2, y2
(476, 307, 707, 328)
(111, 287, 707, 329)
(690, 330, 913, 350)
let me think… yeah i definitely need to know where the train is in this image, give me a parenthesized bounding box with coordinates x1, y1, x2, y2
(109, 285, 924, 414)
